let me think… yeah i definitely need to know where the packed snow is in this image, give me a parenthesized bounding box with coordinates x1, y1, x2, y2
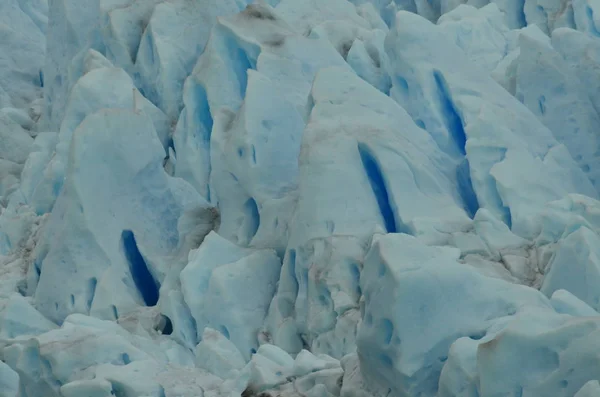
(2, 0, 600, 396)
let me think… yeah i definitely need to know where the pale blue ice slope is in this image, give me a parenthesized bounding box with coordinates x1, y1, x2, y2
(2, 0, 600, 396)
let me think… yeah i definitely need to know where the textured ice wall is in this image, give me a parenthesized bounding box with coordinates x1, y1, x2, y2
(2, 0, 600, 396)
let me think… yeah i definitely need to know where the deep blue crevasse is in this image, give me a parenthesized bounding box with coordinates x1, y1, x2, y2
(358, 143, 398, 233)
(433, 70, 480, 218)
(122, 230, 160, 306)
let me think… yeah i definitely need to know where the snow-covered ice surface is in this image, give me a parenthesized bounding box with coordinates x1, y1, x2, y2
(3, 0, 600, 395)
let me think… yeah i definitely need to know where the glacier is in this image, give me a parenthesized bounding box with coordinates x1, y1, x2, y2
(2, 0, 600, 395)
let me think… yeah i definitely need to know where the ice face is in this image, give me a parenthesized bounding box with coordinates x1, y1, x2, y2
(3, 0, 600, 396)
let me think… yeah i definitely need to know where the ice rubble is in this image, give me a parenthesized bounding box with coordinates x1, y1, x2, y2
(3, 0, 600, 396)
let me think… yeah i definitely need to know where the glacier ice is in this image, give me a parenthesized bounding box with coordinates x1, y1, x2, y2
(0, 359, 19, 397)
(0, 0, 46, 110)
(3, 0, 600, 396)
(358, 233, 553, 396)
(31, 109, 215, 325)
(576, 381, 600, 397)
(181, 231, 281, 360)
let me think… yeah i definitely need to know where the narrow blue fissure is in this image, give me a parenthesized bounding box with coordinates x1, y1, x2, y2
(433, 70, 480, 218)
(287, 248, 299, 294)
(456, 158, 480, 219)
(433, 70, 467, 155)
(505, 206, 513, 229)
(221, 32, 254, 100)
(234, 47, 253, 99)
(496, 188, 513, 230)
(243, 197, 260, 243)
(194, 85, 213, 143)
(586, 6, 600, 36)
(193, 84, 213, 202)
(358, 143, 398, 233)
(516, 0, 527, 28)
(122, 230, 159, 306)
(86, 278, 97, 311)
(167, 137, 175, 155)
